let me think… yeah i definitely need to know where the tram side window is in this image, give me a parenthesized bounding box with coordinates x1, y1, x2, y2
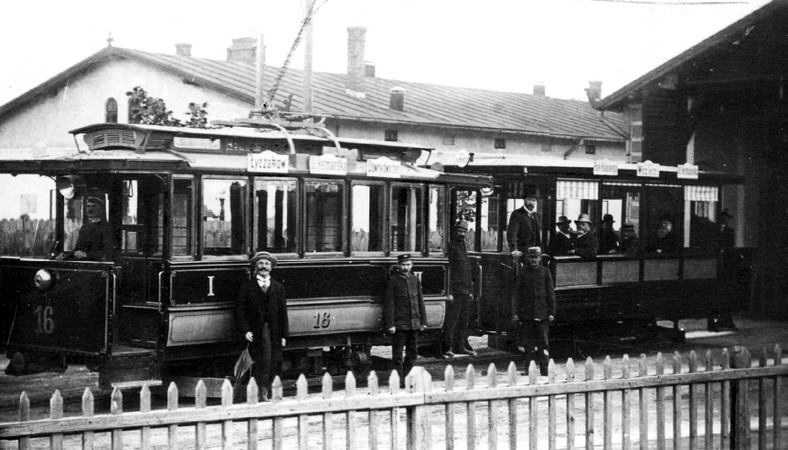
(685, 185, 721, 251)
(254, 178, 297, 254)
(428, 185, 446, 254)
(120, 178, 164, 256)
(643, 184, 683, 255)
(391, 185, 423, 253)
(554, 180, 599, 253)
(202, 178, 248, 257)
(452, 188, 479, 250)
(600, 182, 641, 255)
(0, 174, 56, 258)
(306, 180, 344, 253)
(172, 178, 193, 257)
(351, 182, 385, 253)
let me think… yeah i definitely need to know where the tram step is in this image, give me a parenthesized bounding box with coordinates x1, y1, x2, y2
(110, 379, 164, 389)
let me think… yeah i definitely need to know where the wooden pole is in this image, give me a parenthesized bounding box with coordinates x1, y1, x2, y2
(302, 0, 315, 114)
(255, 34, 266, 109)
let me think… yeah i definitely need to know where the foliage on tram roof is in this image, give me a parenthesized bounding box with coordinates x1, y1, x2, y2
(0, 45, 627, 143)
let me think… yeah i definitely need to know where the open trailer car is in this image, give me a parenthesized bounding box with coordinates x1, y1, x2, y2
(438, 155, 752, 349)
(0, 119, 492, 390)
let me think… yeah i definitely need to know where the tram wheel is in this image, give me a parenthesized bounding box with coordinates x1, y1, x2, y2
(350, 347, 371, 380)
(5, 352, 25, 375)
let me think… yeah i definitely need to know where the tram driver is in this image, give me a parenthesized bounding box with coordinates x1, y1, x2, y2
(56, 196, 114, 261)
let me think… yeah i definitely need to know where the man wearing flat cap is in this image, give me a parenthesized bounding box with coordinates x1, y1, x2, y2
(59, 195, 114, 261)
(236, 251, 288, 399)
(549, 216, 575, 256)
(384, 253, 427, 383)
(506, 187, 542, 259)
(443, 220, 477, 357)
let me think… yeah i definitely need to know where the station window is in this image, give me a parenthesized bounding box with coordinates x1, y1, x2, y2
(351, 182, 385, 253)
(585, 144, 596, 155)
(494, 138, 506, 149)
(202, 177, 247, 257)
(385, 130, 399, 142)
(105, 98, 118, 123)
(305, 180, 345, 253)
(172, 178, 193, 257)
(442, 135, 455, 146)
(254, 178, 297, 254)
(391, 184, 423, 253)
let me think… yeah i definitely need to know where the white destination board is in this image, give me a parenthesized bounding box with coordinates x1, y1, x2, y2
(247, 150, 289, 173)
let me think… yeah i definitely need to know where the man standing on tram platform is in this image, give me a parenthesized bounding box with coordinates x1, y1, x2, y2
(236, 251, 289, 400)
(384, 254, 428, 384)
(507, 187, 542, 259)
(443, 220, 477, 358)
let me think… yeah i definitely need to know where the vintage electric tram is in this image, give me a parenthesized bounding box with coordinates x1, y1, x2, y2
(436, 154, 751, 348)
(0, 120, 492, 388)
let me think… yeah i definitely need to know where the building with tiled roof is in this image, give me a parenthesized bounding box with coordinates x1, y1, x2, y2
(0, 31, 627, 166)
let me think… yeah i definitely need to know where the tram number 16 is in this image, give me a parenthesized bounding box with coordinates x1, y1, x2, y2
(313, 312, 331, 329)
(34, 306, 55, 334)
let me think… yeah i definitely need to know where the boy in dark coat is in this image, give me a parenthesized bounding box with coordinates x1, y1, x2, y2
(384, 254, 428, 383)
(236, 251, 288, 399)
(512, 246, 556, 376)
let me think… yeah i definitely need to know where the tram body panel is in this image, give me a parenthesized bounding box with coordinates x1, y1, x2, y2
(1, 257, 115, 357)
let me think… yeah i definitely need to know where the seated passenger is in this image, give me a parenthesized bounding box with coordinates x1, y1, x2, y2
(619, 223, 640, 255)
(567, 213, 597, 259)
(599, 214, 620, 254)
(647, 217, 680, 254)
(548, 215, 575, 256)
(58, 196, 114, 261)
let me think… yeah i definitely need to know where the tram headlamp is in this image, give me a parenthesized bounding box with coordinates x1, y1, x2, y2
(34, 269, 54, 291)
(56, 175, 85, 200)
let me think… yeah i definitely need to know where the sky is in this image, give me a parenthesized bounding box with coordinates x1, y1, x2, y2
(0, 0, 772, 106)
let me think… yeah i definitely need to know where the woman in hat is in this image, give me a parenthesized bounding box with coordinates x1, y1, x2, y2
(236, 251, 288, 399)
(569, 213, 598, 259)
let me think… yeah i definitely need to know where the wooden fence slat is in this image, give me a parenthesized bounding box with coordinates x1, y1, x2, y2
(323, 372, 334, 450)
(547, 360, 556, 450)
(19, 392, 30, 450)
(467, 364, 477, 450)
(688, 351, 698, 449)
(195, 380, 207, 450)
(672, 351, 682, 450)
(50, 389, 64, 450)
(566, 358, 576, 450)
(639, 354, 648, 450)
(603, 356, 612, 450)
(81, 388, 94, 450)
(220, 379, 233, 450)
(248, 378, 260, 450)
(704, 351, 714, 450)
(529, 361, 539, 450)
(730, 346, 751, 450)
(758, 349, 768, 450)
(488, 363, 498, 450)
(656, 353, 666, 450)
(111, 388, 123, 450)
(368, 371, 379, 450)
(622, 354, 631, 450)
(272, 376, 284, 450)
(584, 357, 594, 450)
(444, 365, 455, 450)
(140, 385, 151, 450)
(345, 372, 356, 450)
(775, 344, 783, 450)
(721, 348, 730, 448)
(297, 375, 308, 450)
(389, 370, 400, 450)
(406, 368, 432, 450)
(507, 361, 518, 450)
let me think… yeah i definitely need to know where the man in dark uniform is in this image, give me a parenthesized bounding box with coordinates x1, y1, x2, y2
(549, 215, 575, 256)
(507, 188, 542, 259)
(236, 251, 289, 399)
(443, 220, 476, 358)
(384, 253, 428, 383)
(709, 209, 738, 331)
(59, 196, 114, 261)
(511, 247, 555, 376)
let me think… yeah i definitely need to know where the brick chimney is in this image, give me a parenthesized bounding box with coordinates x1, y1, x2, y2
(586, 80, 603, 104)
(533, 82, 545, 96)
(227, 37, 257, 64)
(390, 87, 405, 111)
(365, 62, 376, 78)
(175, 43, 192, 57)
(346, 26, 367, 94)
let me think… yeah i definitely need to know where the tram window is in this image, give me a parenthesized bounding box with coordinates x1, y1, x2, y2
(601, 182, 641, 255)
(685, 185, 720, 251)
(351, 182, 385, 253)
(452, 188, 479, 250)
(556, 179, 600, 229)
(172, 178, 193, 257)
(0, 174, 56, 257)
(202, 178, 248, 257)
(305, 180, 345, 253)
(428, 185, 447, 254)
(643, 184, 682, 255)
(119, 178, 164, 256)
(480, 195, 498, 251)
(121, 180, 140, 253)
(254, 178, 297, 254)
(391, 185, 423, 253)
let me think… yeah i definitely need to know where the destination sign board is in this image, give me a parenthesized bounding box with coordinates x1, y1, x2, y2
(309, 154, 347, 176)
(593, 159, 619, 176)
(173, 137, 221, 151)
(248, 150, 289, 173)
(637, 160, 660, 178)
(677, 163, 699, 180)
(367, 156, 401, 178)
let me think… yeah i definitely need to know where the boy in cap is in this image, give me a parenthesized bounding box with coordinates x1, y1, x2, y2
(512, 246, 555, 376)
(236, 251, 289, 399)
(549, 215, 575, 256)
(384, 254, 428, 383)
(443, 220, 476, 358)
